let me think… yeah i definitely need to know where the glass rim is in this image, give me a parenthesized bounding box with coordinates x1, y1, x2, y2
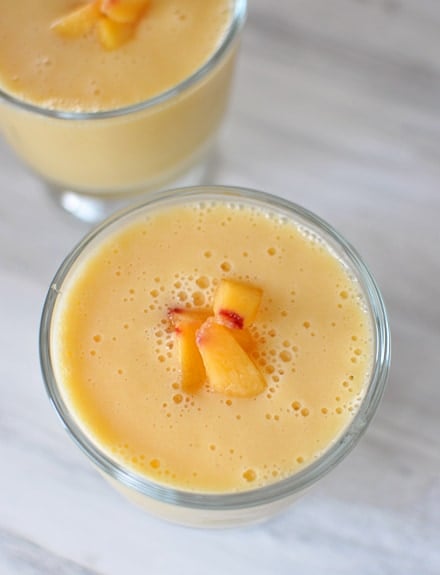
(0, 0, 247, 121)
(39, 185, 391, 511)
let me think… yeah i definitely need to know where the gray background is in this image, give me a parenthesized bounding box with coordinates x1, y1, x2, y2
(0, 0, 439, 573)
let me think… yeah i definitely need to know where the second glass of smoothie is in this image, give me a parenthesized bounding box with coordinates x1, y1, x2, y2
(0, 0, 246, 221)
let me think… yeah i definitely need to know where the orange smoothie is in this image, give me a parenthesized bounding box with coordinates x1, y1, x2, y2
(50, 193, 374, 495)
(0, 0, 242, 193)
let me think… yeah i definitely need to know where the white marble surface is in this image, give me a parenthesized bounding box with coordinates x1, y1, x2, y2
(1, 0, 439, 573)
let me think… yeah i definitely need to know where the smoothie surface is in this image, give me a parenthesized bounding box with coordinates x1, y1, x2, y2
(0, 0, 231, 111)
(52, 200, 373, 493)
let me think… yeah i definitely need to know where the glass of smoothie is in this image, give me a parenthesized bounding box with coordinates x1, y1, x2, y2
(40, 186, 390, 527)
(0, 0, 246, 222)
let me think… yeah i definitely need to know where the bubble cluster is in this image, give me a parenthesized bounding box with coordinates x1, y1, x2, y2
(289, 401, 311, 418)
(314, 373, 366, 417)
(249, 326, 298, 389)
(170, 272, 217, 310)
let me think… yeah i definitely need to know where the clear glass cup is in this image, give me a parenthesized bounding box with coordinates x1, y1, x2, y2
(0, 1, 247, 222)
(40, 186, 391, 528)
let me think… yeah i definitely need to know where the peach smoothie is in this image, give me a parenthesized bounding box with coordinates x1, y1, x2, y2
(0, 0, 244, 196)
(49, 192, 375, 499)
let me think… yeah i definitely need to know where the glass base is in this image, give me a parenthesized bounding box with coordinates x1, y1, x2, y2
(46, 144, 221, 224)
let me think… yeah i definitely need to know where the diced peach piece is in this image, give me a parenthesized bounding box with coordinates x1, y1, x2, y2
(213, 279, 263, 330)
(100, 0, 149, 24)
(196, 318, 266, 398)
(229, 326, 254, 352)
(168, 308, 209, 394)
(51, 1, 100, 38)
(97, 16, 134, 50)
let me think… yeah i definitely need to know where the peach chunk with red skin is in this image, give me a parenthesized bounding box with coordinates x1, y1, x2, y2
(168, 308, 209, 394)
(100, 0, 149, 24)
(213, 279, 263, 330)
(51, 1, 100, 38)
(196, 318, 266, 398)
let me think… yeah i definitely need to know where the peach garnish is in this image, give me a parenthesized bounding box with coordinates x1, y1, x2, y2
(168, 279, 266, 398)
(196, 319, 266, 398)
(52, 0, 149, 50)
(213, 279, 263, 330)
(228, 326, 254, 352)
(101, 0, 149, 24)
(168, 308, 209, 394)
(97, 16, 134, 50)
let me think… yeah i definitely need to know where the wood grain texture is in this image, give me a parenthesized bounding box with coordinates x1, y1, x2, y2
(0, 1, 439, 573)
